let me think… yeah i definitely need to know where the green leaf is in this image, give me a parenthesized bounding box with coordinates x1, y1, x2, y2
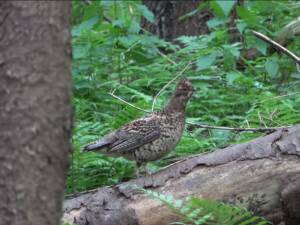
(226, 71, 241, 85)
(176, 36, 199, 45)
(236, 21, 247, 33)
(236, 6, 258, 27)
(112, 19, 125, 28)
(223, 44, 241, 58)
(83, 2, 100, 21)
(254, 38, 268, 55)
(265, 59, 279, 77)
(179, 8, 200, 21)
(223, 51, 235, 71)
(72, 16, 99, 37)
(215, 0, 236, 17)
(196, 53, 217, 71)
(222, 44, 240, 71)
(128, 21, 141, 34)
(118, 35, 139, 47)
(73, 44, 90, 59)
(137, 5, 155, 23)
(210, 1, 225, 17)
(207, 17, 228, 29)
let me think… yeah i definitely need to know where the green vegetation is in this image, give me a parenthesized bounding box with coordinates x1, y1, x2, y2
(68, 0, 300, 195)
(142, 188, 271, 225)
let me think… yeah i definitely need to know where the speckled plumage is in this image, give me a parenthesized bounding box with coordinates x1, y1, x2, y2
(83, 77, 195, 171)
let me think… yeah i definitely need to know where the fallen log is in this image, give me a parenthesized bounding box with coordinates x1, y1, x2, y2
(63, 125, 300, 225)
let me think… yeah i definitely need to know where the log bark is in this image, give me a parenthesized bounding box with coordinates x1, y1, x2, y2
(63, 125, 300, 225)
(0, 2, 72, 225)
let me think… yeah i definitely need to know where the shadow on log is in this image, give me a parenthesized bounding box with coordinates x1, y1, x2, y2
(63, 125, 300, 225)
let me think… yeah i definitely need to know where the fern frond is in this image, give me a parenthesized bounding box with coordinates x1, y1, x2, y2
(141, 188, 272, 225)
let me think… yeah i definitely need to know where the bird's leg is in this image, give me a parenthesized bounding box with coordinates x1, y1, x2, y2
(136, 162, 150, 177)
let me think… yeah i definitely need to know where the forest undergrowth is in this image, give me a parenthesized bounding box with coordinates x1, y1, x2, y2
(67, 0, 300, 194)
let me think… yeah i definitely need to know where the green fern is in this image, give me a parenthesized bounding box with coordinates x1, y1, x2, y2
(142, 189, 272, 225)
(68, 0, 300, 193)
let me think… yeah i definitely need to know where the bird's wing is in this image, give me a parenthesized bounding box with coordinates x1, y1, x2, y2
(109, 118, 161, 153)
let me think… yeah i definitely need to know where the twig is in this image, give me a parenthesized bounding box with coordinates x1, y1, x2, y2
(124, 40, 141, 54)
(157, 50, 178, 65)
(252, 30, 300, 65)
(151, 62, 191, 111)
(65, 187, 101, 199)
(187, 123, 290, 132)
(260, 91, 300, 103)
(108, 90, 290, 132)
(258, 111, 267, 128)
(109, 89, 151, 114)
(246, 119, 250, 128)
(270, 109, 278, 120)
(185, 127, 202, 147)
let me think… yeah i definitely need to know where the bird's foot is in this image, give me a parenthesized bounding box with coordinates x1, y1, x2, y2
(136, 163, 151, 178)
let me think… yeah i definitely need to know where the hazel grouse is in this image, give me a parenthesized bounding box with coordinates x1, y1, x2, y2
(83, 77, 195, 175)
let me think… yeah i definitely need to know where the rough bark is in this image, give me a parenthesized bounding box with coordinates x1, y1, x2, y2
(141, 0, 213, 41)
(63, 125, 300, 225)
(0, 2, 72, 225)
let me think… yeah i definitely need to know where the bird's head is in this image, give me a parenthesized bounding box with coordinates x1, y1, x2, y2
(163, 77, 195, 113)
(174, 77, 195, 100)
(163, 77, 196, 113)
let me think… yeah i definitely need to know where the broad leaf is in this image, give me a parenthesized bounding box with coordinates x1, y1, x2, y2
(196, 53, 217, 71)
(254, 38, 268, 55)
(236, 6, 258, 27)
(137, 5, 155, 23)
(72, 17, 99, 37)
(207, 17, 228, 29)
(226, 71, 241, 85)
(265, 59, 279, 77)
(215, 0, 236, 17)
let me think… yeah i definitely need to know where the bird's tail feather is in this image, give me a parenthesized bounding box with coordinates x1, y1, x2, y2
(82, 140, 110, 152)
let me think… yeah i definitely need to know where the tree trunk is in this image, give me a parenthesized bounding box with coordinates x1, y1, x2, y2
(0, 2, 72, 225)
(63, 125, 300, 225)
(141, 0, 213, 41)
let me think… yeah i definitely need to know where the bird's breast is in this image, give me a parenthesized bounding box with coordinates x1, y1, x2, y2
(134, 113, 185, 162)
(159, 114, 185, 149)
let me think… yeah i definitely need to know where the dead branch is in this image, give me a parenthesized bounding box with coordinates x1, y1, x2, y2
(188, 123, 290, 132)
(252, 30, 300, 65)
(108, 89, 291, 132)
(108, 88, 151, 114)
(63, 125, 300, 225)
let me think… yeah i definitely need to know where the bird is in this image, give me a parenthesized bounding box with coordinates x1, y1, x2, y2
(83, 77, 195, 176)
